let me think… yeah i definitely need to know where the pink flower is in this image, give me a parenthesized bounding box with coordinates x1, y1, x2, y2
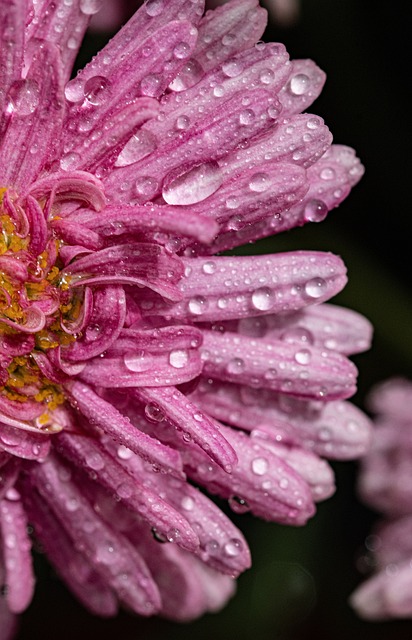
(351, 379, 412, 620)
(0, 0, 371, 630)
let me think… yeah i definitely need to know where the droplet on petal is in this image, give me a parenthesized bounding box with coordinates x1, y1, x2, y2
(115, 130, 157, 167)
(6, 80, 40, 116)
(162, 162, 223, 205)
(304, 278, 327, 299)
(251, 287, 274, 311)
(79, 0, 103, 14)
(289, 73, 310, 95)
(304, 199, 328, 222)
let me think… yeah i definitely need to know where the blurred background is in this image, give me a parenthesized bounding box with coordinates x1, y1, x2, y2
(16, 0, 412, 637)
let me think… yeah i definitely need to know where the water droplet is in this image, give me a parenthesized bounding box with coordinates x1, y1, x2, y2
(83, 75, 109, 106)
(222, 60, 243, 77)
(251, 457, 269, 475)
(173, 41, 191, 60)
(294, 348, 312, 365)
(181, 496, 195, 511)
(144, 403, 165, 423)
(227, 214, 244, 230)
(239, 108, 255, 125)
(86, 452, 104, 470)
(117, 445, 133, 460)
(145, 0, 164, 16)
(281, 327, 314, 345)
(228, 495, 250, 514)
(66, 498, 79, 512)
(117, 482, 133, 499)
(318, 427, 331, 441)
(60, 152, 81, 170)
(222, 33, 236, 46)
(226, 358, 245, 375)
(320, 167, 336, 181)
(304, 199, 328, 222)
(79, 0, 102, 14)
(289, 73, 310, 95)
(251, 287, 273, 311)
(260, 68, 275, 84)
(140, 73, 163, 97)
(135, 176, 158, 198)
(307, 117, 321, 130)
(249, 172, 271, 193)
(124, 351, 150, 372)
(176, 115, 190, 130)
(115, 130, 157, 167)
(205, 539, 220, 555)
(223, 538, 243, 557)
(151, 527, 168, 543)
(202, 261, 216, 275)
(225, 196, 239, 210)
(279, 477, 289, 489)
(188, 296, 208, 315)
(264, 368, 278, 380)
(166, 527, 180, 543)
(169, 349, 189, 369)
(304, 278, 327, 299)
(162, 161, 223, 206)
(85, 324, 101, 342)
(7, 80, 40, 115)
(169, 59, 203, 92)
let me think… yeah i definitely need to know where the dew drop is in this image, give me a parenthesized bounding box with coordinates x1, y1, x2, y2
(145, 0, 164, 16)
(239, 108, 255, 125)
(176, 115, 191, 130)
(6, 80, 40, 116)
(115, 130, 157, 167)
(224, 538, 243, 557)
(144, 403, 165, 423)
(60, 152, 81, 170)
(169, 349, 189, 369)
(166, 527, 180, 543)
(79, 0, 102, 14)
(228, 495, 250, 514)
(249, 172, 271, 193)
(222, 60, 243, 77)
(320, 167, 336, 181)
(140, 73, 163, 97)
(169, 59, 203, 92)
(124, 351, 150, 372)
(188, 296, 208, 315)
(251, 287, 273, 311)
(226, 358, 245, 375)
(289, 73, 310, 95)
(304, 199, 328, 222)
(294, 348, 312, 365)
(251, 457, 269, 475)
(84, 75, 109, 106)
(85, 324, 101, 342)
(117, 445, 133, 460)
(202, 261, 216, 275)
(181, 496, 195, 511)
(151, 527, 168, 543)
(281, 327, 314, 345)
(162, 161, 223, 205)
(307, 117, 320, 130)
(304, 277, 327, 299)
(259, 68, 275, 84)
(134, 176, 158, 198)
(173, 41, 191, 60)
(86, 452, 104, 470)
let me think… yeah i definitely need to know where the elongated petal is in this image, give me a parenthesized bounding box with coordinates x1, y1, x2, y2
(0, 0, 25, 122)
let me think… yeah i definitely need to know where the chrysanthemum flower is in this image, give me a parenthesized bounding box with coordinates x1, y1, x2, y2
(0, 0, 371, 631)
(351, 379, 412, 620)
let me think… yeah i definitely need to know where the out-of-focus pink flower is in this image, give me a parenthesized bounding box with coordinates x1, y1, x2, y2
(351, 378, 412, 620)
(0, 0, 370, 629)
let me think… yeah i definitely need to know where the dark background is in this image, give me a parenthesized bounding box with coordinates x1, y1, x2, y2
(17, 0, 412, 637)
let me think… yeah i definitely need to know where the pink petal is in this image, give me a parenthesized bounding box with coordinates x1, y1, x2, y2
(0, 0, 25, 120)
(279, 59, 326, 116)
(0, 424, 51, 459)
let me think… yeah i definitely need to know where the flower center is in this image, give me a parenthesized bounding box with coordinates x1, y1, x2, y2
(0, 187, 80, 426)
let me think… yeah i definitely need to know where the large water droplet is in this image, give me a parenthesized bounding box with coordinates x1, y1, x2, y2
(228, 495, 250, 514)
(140, 73, 163, 97)
(251, 457, 269, 475)
(124, 351, 150, 372)
(169, 59, 203, 92)
(162, 161, 222, 205)
(84, 75, 109, 105)
(169, 349, 189, 369)
(202, 261, 216, 274)
(304, 199, 328, 222)
(135, 176, 158, 198)
(249, 172, 271, 193)
(320, 167, 336, 181)
(144, 403, 165, 423)
(223, 538, 243, 557)
(304, 278, 327, 299)
(222, 59, 243, 77)
(145, 0, 164, 16)
(80, 0, 102, 14)
(289, 73, 310, 95)
(294, 348, 312, 365)
(7, 80, 40, 116)
(115, 130, 157, 167)
(251, 287, 273, 311)
(188, 296, 208, 315)
(226, 358, 245, 375)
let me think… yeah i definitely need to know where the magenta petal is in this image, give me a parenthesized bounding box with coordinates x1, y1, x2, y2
(279, 59, 326, 116)
(132, 386, 237, 472)
(0, 424, 51, 459)
(67, 381, 184, 476)
(0, 41, 64, 188)
(144, 252, 347, 323)
(0, 496, 34, 613)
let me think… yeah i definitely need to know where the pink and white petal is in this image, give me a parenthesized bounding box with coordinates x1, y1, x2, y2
(132, 386, 237, 472)
(194, 0, 267, 71)
(56, 433, 200, 553)
(63, 0, 205, 105)
(67, 381, 184, 476)
(144, 252, 347, 323)
(0, 424, 51, 459)
(27, 170, 106, 212)
(70, 203, 219, 246)
(350, 563, 412, 620)
(0, 42, 64, 189)
(220, 303, 373, 356)
(25, 0, 91, 81)
(63, 286, 126, 361)
(21, 487, 118, 617)
(64, 20, 198, 140)
(279, 59, 326, 116)
(0, 0, 25, 124)
(148, 41, 290, 138)
(191, 381, 371, 459)
(250, 434, 335, 501)
(63, 243, 184, 301)
(0, 497, 34, 613)
(103, 88, 278, 203)
(182, 425, 315, 525)
(61, 98, 159, 175)
(26, 456, 163, 615)
(0, 459, 20, 501)
(367, 378, 412, 419)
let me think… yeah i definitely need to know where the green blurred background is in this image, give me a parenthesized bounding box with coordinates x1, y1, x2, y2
(17, 0, 412, 637)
